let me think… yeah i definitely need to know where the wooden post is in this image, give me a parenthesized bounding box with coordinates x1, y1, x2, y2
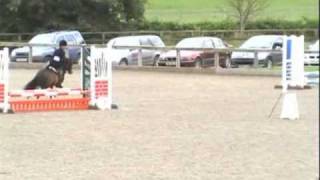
(28, 45, 32, 64)
(138, 48, 143, 67)
(214, 52, 220, 70)
(159, 31, 164, 38)
(253, 51, 259, 68)
(102, 33, 106, 44)
(176, 49, 181, 68)
(155, 55, 159, 67)
(18, 35, 22, 42)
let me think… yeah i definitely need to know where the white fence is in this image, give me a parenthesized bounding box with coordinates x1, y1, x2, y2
(0, 42, 318, 70)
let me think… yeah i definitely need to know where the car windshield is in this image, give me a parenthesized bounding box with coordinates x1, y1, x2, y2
(241, 36, 279, 49)
(176, 38, 207, 48)
(150, 37, 165, 47)
(29, 34, 54, 44)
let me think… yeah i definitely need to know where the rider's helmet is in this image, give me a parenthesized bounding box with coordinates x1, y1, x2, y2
(59, 40, 67, 47)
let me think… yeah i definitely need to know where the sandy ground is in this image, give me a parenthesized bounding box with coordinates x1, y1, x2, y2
(0, 69, 319, 180)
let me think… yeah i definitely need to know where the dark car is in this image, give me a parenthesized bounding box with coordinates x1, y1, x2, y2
(231, 35, 283, 68)
(11, 31, 86, 63)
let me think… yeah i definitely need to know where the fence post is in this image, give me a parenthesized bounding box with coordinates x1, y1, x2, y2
(176, 49, 181, 68)
(102, 33, 106, 44)
(28, 45, 32, 63)
(214, 52, 220, 70)
(138, 48, 143, 67)
(253, 51, 259, 68)
(155, 55, 159, 67)
(159, 31, 164, 38)
(191, 31, 194, 37)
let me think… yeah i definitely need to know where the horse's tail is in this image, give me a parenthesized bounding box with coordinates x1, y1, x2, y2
(24, 77, 37, 90)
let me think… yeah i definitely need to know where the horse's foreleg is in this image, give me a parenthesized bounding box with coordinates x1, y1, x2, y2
(56, 72, 65, 88)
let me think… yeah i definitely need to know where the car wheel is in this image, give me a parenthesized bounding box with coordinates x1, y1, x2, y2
(119, 58, 128, 66)
(153, 55, 160, 66)
(194, 57, 202, 68)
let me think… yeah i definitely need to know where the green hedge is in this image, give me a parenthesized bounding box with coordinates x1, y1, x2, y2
(139, 18, 318, 31)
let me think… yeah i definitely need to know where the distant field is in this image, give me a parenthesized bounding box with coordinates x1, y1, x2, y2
(145, 0, 319, 22)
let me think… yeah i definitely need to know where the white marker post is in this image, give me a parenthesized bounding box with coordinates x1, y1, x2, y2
(280, 35, 304, 120)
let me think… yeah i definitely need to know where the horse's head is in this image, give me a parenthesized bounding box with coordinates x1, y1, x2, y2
(63, 58, 73, 74)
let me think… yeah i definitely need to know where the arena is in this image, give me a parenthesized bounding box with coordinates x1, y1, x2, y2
(0, 69, 318, 179)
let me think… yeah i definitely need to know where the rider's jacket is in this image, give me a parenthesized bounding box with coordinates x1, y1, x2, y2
(48, 48, 66, 70)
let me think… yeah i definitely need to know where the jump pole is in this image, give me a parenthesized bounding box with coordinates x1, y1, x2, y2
(0, 46, 113, 113)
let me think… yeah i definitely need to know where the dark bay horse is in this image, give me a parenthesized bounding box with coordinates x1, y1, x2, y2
(24, 58, 73, 90)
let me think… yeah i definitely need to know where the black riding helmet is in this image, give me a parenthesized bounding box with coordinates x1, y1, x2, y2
(59, 40, 67, 47)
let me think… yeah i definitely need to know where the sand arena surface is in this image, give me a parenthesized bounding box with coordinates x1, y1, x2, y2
(0, 69, 318, 179)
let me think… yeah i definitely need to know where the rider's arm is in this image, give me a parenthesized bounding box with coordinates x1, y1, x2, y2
(51, 49, 65, 68)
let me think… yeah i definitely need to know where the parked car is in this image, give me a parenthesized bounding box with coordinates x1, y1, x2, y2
(231, 35, 283, 68)
(106, 35, 165, 66)
(158, 37, 231, 68)
(11, 31, 85, 63)
(304, 40, 319, 65)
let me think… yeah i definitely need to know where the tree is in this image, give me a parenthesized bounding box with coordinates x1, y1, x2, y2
(121, 0, 146, 22)
(0, 0, 21, 32)
(227, 0, 269, 32)
(0, 0, 147, 32)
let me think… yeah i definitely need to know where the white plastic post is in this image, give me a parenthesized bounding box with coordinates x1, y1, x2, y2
(282, 35, 288, 93)
(284, 35, 305, 88)
(281, 35, 302, 120)
(0, 48, 10, 113)
(106, 47, 113, 110)
(88, 45, 112, 110)
(280, 93, 299, 120)
(3, 48, 9, 113)
(295, 36, 305, 87)
(89, 45, 96, 107)
(80, 45, 84, 90)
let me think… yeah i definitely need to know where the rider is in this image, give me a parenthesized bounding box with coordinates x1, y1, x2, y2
(47, 40, 68, 88)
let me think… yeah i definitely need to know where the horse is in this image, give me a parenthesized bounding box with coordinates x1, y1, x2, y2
(24, 58, 73, 90)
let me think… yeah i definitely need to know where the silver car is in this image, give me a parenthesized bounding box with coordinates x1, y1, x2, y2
(304, 40, 319, 65)
(11, 31, 85, 63)
(107, 35, 165, 66)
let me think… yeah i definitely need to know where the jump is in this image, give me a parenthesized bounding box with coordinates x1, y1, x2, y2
(24, 40, 73, 90)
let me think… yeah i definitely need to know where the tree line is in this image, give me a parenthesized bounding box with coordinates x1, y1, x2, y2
(0, 0, 316, 33)
(0, 0, 146, 33)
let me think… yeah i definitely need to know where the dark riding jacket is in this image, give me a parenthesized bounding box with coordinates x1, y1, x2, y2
(49, 48, 66, 70)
